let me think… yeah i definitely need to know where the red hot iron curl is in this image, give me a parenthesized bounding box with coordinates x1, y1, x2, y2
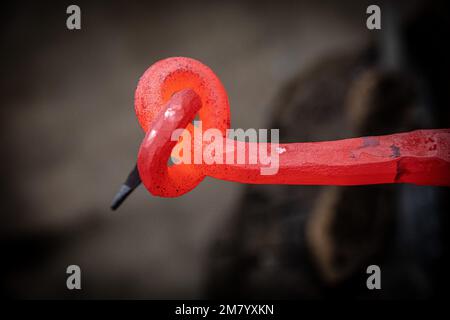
(111, 57, 450, 209)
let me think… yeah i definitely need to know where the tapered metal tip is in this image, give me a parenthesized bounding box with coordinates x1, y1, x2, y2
(111, 185, 133, 210)
(110, 164, 141, 210)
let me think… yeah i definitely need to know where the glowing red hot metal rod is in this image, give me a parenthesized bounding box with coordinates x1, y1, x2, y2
(111, 57, 450, 209)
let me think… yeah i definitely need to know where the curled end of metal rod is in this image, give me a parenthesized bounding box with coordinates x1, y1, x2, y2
(111, 164, 142, 211)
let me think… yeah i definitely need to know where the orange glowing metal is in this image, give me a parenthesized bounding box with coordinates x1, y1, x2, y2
(113, 57, 450, 205)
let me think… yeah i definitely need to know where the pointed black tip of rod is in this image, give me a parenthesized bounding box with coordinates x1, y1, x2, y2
(111, 185, 133, 210)
(110, 164, 142, 211)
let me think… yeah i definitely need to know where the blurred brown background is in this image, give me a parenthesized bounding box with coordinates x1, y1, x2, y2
(1, 0, 449, 299)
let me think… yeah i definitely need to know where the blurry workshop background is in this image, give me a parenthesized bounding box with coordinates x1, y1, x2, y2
(1, 0, 449, 298)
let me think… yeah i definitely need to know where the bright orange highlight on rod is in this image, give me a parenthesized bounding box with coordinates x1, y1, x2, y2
(135, 57, 450, 197)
